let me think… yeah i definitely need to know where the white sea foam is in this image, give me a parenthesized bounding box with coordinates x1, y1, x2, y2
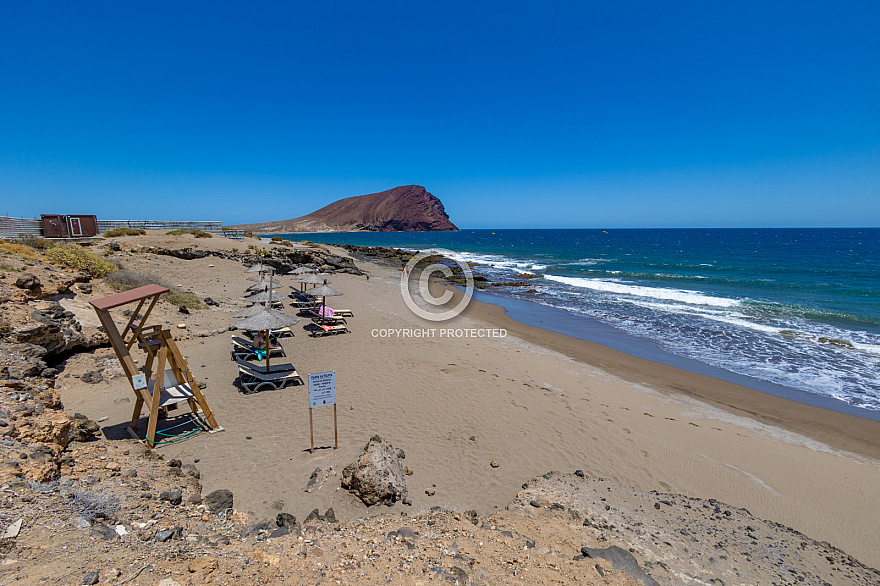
(427, 248, 547, 273)
(544, 275, 741, 308)
(852, 342, 880, 355)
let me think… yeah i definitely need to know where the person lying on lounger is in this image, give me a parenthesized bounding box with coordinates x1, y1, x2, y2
(252, 332, 281, 360)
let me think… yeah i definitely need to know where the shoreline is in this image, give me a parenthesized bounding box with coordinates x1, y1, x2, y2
(444, 281, 880, 461)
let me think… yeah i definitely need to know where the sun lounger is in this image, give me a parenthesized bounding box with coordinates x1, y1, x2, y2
(328, 308, 353, 317)
(234, 357, 297, 373)
(230, 335, 285, 361)
(310, 315, 347, 326)
(237, 363, 303, 393)
(310, 324, 350, 337)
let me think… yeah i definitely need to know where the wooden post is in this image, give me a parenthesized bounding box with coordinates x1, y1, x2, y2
(309, 407, 315, 454)
(333, 404, 338, 449)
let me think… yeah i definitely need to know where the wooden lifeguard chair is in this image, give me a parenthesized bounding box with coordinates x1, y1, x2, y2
(89, 284, 222, 447)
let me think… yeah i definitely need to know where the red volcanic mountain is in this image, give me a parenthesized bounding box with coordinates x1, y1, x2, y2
(231, 185, 458, 233)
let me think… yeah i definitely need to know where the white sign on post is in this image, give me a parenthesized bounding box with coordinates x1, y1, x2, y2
(307, 371, 338, 453)
(308, 371, 336, 407)
(131, 374, 147, 390)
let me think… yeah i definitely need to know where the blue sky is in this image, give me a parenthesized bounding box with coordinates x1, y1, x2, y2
(1, 1, 878, 228)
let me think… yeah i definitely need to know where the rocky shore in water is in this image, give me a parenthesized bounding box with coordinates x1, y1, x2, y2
(0, 233, 878, 585)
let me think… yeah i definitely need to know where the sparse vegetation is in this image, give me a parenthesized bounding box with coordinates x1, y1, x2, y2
(0, 242, 40, 259)
(45, 243, 118, 278)
(0, 261, 22, 272)
(66, 488, 120, 522)
(166, 228, 213, 238)
(271, 236, 283, 242)
(167, 290, 203, 310)
(104, 270, 201, 309)
(104, 270, 171, 291)
(15, 235, 51, 250)
(104, 227, 146, 237)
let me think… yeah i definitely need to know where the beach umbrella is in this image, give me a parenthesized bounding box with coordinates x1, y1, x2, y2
(234, 303, 288, 318)
(297, 273, 326, 292)
(247, 281, 282, 292)
(235, 309, 300, 373)
(247, 290, 281, 304)
(306, 284, 343, 325)
(291, 267, 314, 275)
(245, 263, 273, 274)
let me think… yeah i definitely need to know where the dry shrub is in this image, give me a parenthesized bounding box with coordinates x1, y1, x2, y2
(45, 243, 117, 278)
(66, 488, 120, 522)
(167, 290, 202, 309)
(16, 235, 51, 250)
(0, 242, 40, 259)
(104, 227, 146, 237)
(0, 261, 22, 272)
(104, 270, 171, 292)
(166, 229, 212, 238)
(104, 270, 201, 309)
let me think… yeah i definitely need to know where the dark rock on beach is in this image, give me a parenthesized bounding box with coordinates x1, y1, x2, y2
(203, 488, 234, 513)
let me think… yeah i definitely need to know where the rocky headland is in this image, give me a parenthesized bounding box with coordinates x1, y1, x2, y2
(230, 185, 459, 233)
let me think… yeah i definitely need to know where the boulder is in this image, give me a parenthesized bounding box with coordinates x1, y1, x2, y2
(69, 413, 100, 442)
(14, 274, 41, 290)
(203, 489, 234, 513)
(341, 435, 408, 506)
(80, 371, 103, 384)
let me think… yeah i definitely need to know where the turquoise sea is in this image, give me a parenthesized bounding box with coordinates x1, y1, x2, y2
(274, 229, 880, 414)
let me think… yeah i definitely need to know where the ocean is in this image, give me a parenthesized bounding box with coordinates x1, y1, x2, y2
(274, 229, 880, 415)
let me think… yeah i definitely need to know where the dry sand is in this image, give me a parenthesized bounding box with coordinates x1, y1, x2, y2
(55, 233, 880, 569)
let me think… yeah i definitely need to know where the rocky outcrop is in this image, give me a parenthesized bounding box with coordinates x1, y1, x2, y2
(511, 470, 880, 585)
(230, 185, 458, 233)
(341, 435, 409, 506)
(4, 301, 106, 356)
(143, 245, 364, 276)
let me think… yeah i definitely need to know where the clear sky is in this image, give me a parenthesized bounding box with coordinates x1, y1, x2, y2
(2, 1, 878, 228)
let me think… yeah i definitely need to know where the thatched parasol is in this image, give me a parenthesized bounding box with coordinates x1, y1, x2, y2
(291, 267, 314, 275)
(234, 309, 300, 373)
(247, 281, 282, 292)
(245, 263, 270, 273)
(234, 304, 291, 319)
(247, 290, 282, 304)
(297, 273, 326, 292)
(306, 284, 343, 325)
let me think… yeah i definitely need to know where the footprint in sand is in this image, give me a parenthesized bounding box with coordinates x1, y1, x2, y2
(689, 422, 700, 427)
(643, 412, 654, 417)
(665, 417, 675, 421)
(623, 428, 632, 434)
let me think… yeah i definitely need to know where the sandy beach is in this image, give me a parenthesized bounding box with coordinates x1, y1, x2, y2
(54, 234, 880, 569)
